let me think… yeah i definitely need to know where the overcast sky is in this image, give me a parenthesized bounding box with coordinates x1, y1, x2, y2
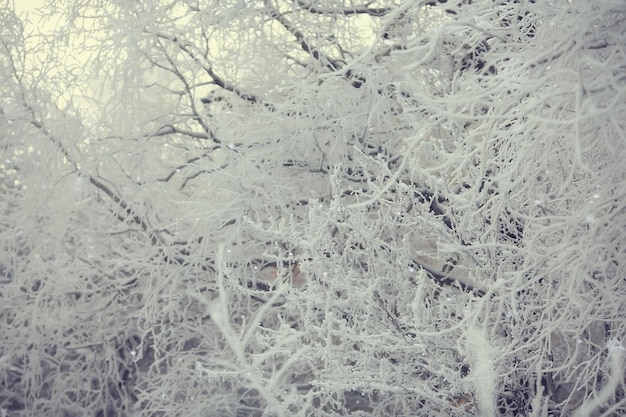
(14, 0, 46, 18)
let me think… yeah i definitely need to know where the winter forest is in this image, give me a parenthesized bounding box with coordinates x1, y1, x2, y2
(0, 0, 625, 416)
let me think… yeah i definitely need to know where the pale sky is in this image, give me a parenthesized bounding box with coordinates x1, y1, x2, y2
(13, 0, 46, 17)
(13, 0, 53, 40)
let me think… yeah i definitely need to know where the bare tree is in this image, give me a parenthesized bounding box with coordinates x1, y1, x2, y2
(1, 0, 624, 416)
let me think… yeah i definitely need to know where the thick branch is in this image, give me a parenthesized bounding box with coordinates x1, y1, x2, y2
(151, 124, 215, 141)
(89, 176, 163, 246)
(263, 0, 343, 73)
(295, 0, 392, 17)
(152, 31, 275, 111)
